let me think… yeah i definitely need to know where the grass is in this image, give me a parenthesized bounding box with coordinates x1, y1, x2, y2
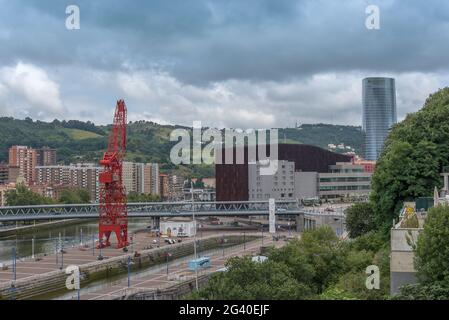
(61, 128, 102, 140)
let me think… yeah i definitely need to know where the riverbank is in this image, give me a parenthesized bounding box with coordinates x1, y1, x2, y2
(0, 219, 91, 239)
(0, 233, 258, 300)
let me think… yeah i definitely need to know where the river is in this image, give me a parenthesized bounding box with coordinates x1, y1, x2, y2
(0, 218, 152, 263)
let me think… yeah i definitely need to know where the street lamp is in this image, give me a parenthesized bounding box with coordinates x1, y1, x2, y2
(191, 181, 199, 291)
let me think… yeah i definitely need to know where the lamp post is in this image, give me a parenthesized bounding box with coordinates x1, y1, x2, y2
(55, 240, 58, 266)
(31, 237, 35, 260)
(191, 181, 199, 291)
(60, 240, 64, 269)
(92, 235, 95, 256)
(127, 256, 131, 288)
(243, 231, 246, 251)
(12, 247, 16, 281)
(166, 252, 172, 278)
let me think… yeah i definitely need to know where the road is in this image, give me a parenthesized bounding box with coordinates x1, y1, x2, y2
(72, 233, 290, 300)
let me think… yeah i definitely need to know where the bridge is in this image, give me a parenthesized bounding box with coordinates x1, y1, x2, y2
(0, 200, 303, 221)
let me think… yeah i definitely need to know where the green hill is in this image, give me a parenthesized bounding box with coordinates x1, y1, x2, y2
(0, 117, 362, 178)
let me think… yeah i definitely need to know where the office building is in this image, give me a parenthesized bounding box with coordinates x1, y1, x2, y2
(318, 162, 372, 199)
(216, 144, 352, 201)
(362, 77, 397, 160)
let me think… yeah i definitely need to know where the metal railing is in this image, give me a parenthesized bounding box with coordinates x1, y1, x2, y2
(0, 200, 302, 221)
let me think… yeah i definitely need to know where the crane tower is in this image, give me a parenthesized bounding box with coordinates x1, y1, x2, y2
(98, 99, 129, 248)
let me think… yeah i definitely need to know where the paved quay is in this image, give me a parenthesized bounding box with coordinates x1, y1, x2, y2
(0, 231, 195, 285)
(73, 234, 289, 300)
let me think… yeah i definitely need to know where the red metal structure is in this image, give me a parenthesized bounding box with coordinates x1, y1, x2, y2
(98, 99, 129, 249)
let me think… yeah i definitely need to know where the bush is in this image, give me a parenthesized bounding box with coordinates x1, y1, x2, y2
(370, 88, 449, 231)
(345, 203, 376, 238)
(415, 205, 449, 285)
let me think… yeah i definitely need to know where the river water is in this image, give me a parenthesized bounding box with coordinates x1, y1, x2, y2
(0, 218, 152, 263)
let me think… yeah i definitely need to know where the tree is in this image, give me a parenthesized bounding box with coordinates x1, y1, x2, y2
(396, 283, 449, 300)
(59, 188, 90, 204)
(127, 192, 161, 202)
(370, 88, 449, 231)
(414, 205, 449, 285)
(269, 226, 346, 293)
(196, 257, 312, 300)
(345, 203, 376, 238)
(5, 184, 55, 206)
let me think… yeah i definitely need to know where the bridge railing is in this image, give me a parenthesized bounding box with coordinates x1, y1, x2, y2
(0, 200, 301, 220)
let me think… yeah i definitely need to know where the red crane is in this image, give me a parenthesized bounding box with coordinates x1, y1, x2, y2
(98, 99, 129, 249)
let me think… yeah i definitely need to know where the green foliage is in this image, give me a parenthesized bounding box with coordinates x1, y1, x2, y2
(348, 230, 388, 253)
(5, 184, 55, 206)
(323, 245, 390, 300)
(345, 203, 376, 238)
(370, 88, 449, 231)
(415, 205, 449, 285)
(127, 192, 161, 202)
(270, 226, 346, 293)
(400, 213, 419, 228)
(0, 117, 362, 178)
(58, 188, 90, 204)
(395, 283, 449, 300)
(195, 226, 390, 300)
(197, 257, 313, 300)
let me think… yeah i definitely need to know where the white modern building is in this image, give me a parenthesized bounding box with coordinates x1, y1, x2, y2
(160, 218, 196, 237)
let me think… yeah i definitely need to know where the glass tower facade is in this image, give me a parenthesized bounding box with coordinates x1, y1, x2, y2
(362, 77, 397, 160)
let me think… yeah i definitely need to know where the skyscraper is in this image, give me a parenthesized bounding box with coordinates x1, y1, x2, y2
(362, 77, 397, 160)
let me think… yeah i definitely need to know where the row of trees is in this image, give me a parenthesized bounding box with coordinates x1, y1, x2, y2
(193, 226, 390, 300)
(5, 185, 163, 206)
(370, 88, 449, 232)
(5, 184, 91, 206)
(195, 203, 449, 300)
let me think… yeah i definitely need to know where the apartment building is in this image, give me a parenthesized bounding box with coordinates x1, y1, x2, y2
(35, 163, 101, 202)
(36, 147, 57, 166)
(159, 173, 170, 200)
(122, 162, 160, 195)
(0, 164, 20, 185)
(8, 146, 37, 185)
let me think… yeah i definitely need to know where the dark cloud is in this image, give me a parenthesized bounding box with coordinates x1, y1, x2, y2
(0, 0, 448, 127)
(1, 0, 449, 83)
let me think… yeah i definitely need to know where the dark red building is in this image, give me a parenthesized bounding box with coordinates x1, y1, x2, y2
(215, 144, 351, 201)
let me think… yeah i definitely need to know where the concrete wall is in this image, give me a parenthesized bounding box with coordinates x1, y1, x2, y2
(390, 228, 421, 295)
(295, 172, 318, 199)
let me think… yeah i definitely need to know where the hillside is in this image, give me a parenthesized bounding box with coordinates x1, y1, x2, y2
(0, 117, 362, 178)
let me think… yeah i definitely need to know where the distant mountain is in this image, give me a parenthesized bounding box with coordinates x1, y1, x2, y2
(0, 117, 362, 178)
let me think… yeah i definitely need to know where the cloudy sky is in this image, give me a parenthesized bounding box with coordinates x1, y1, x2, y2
(0, 0, 449, 128)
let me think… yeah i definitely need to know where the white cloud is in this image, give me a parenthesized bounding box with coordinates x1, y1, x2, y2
(115, 69, 447, 128)
(0, 62, 445, 129)
(0, 62, 65, 119)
